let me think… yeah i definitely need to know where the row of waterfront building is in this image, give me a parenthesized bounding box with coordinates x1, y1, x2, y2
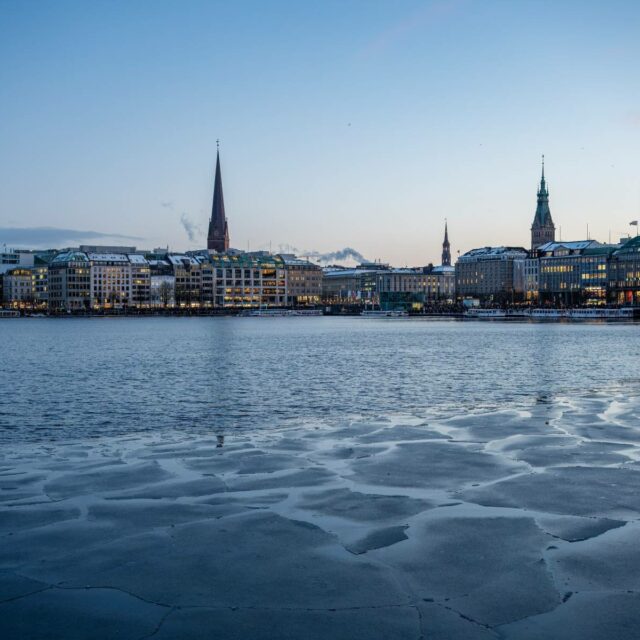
(0, 244, 454, 312)
(2, 151, 639, 311)
(4, 233, 639, 312)
(0, 247, 323, 311)
(455, 157, 640, 306)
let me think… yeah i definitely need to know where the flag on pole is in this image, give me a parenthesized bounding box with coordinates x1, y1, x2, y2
(631, 221, 639, 226)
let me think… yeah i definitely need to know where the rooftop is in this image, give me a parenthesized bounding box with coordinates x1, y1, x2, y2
(459, 246, 528, 260)
(51, 251, 89, 264)
(86, 253, 129, 263)
(614, 235, 640, 254)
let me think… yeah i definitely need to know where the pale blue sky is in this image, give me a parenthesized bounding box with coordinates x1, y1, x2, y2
(1, 0, 639, 265)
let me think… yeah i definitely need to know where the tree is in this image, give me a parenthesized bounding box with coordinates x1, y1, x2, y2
(159, 281, 173, 308)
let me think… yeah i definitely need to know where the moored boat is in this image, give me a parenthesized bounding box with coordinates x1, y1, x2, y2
(567, 307, 634, 320)
(528, 308, 567, 320)
(360, 309, 409, 318)
(464, 309, 528, 319)
(241, 308, 323, 317)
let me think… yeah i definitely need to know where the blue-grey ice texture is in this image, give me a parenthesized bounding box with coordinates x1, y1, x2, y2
(2, 392, 640, 639)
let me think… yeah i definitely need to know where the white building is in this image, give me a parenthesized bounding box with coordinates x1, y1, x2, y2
(88, 253, 132, 308)
(2, 268, 34, 305)
(0, 249, 35, 274)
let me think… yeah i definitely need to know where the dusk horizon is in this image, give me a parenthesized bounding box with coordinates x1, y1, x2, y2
(2, 0, 640, 265)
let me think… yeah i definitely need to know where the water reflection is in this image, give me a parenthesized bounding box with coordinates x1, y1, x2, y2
(1, 318, 639, 443)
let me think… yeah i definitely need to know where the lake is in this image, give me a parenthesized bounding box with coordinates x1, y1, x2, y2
(2, 317, 638, 443)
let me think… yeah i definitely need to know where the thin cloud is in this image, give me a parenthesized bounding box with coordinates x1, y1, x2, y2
(357, 0, 465, 61)
(0, 227, 143, 248)
(624, 111, 640, 127)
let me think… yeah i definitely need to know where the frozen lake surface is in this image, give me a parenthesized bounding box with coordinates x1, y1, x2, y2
(1, 318, 640, 638)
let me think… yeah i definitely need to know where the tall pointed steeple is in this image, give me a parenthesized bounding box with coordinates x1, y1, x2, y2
(441, 220, 451, 266)
(530, 155, 555, 251)
(207, 141, 230, 253)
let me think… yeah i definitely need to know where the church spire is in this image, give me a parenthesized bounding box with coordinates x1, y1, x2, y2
(538, 154, 548, 197)
(531, 155, 555, 251)
(207, 141, 229, 253)
(441, 220, 451, 266)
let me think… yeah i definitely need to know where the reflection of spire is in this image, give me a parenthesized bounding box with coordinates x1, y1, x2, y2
(207, 144, 229, 253)
(441, 220, 451, 266)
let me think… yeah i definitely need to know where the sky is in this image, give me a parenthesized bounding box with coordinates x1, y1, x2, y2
(1, 0, 639, 265)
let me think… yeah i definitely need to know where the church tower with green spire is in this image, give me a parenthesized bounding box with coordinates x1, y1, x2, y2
(530, 155, 555, 251)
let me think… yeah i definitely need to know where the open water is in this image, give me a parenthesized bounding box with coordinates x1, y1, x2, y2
(1, 317, 639, 443)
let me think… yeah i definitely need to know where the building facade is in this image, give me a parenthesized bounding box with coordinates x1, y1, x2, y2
(522, 258, 539, 302)
(455, 246, 528, 302)
(607, 236, 640, 305)
(209, 252, 287, 308)
(2, 268, 34, 306)
(168, 255, 202, 308)
(0, 249, 42, 275)
(88, 253, 132, 309)
(323, 262, 455, 311)
(31, 265, 49, 307)
(48, 252, 92, 311)
(128, 254, 151, 308)
(280, 255, 323, 306)
(537, 240, 617, 305)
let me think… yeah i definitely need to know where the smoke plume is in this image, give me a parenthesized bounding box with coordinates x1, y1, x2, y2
(307, 247, 368, 264)
(278, 246, 368, 265)
(180, 214, 201, 242)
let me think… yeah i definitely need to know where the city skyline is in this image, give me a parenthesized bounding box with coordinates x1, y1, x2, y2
(2, 0, 640, 264)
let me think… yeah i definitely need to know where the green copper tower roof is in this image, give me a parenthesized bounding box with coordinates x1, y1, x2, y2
(533, 155, 553, 228)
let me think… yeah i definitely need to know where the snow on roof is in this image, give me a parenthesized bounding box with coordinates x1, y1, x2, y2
(51, 251, 89, 263)
(128, 254, 149, 265)
(167, 254, 199, 266)
(537, 240, 598, 252)
(86, 253, 129, 263)
(432, 265, 455, 273)
(459, 246, 528, 261)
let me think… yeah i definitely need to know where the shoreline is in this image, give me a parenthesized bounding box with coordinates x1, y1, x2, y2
(3, 311, 640, 323)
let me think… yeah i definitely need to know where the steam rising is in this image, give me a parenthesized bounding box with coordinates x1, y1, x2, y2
(279, 245, 368, 265)
(180, 214, 201, 242)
